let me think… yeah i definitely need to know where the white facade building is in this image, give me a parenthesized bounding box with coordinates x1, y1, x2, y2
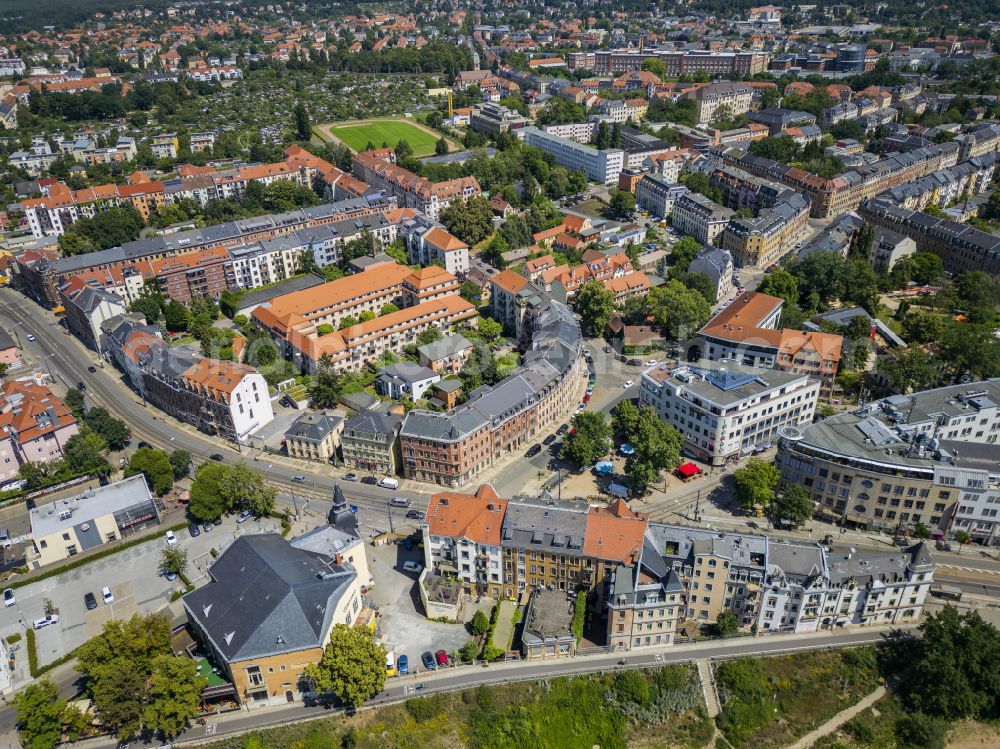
(524, 127, 624, 185)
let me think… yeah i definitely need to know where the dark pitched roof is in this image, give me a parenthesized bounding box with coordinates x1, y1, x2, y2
(183, 534, 355, 663)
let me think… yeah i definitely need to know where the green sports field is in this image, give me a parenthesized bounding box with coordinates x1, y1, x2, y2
(325, 119, 441, 156)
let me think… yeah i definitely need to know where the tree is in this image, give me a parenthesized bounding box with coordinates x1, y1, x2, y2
(142, 654, 205, 738)
(310, 356, 344, 409)
(648, 279, 711, 340)
(471, 609, 490, 637)
(169, 449, 192, 479)
(477, 316, 503, 344)
(163, 301, 190, 332)
(160, 546, 188, 577)
(880, 347, 939, 394)
(13, 680, 65, 749)
(63, 431, 109, 475)
(641, 57, 667, 78)
(792, 251, 848, 308)
(910, 252, 944, 285)
(188, 462, 227, 522)
(611, 399, 640, 438)
(668, 236, 702, 270)
(435, 137, 449, 156)
(125, 447, 174, 495)
(65, 388, 86, 419)
(901, 310, 947, 344)
(624, 407, 682, 490)
(439, 195, 494, 246)
(595, 121, 611, 150)
(573, 280, 616, 337)
(417, 327, 443, 346)
(359, 310, 376, 322)
(848, 224, 874, 262)
(83, 406, 130, 450)
(732, 458, 780, 512)
(560, 411, 612, 467)
(937, 323, 1000, 382)
(304, 624, 386, 707)
(294, 102, 311, 141)
(498, 214, 532, 249)
(217, 463, 276, 517)
(380, 303, 399, 316)
(608, 189, 636, 220)
(711, 610, 739, 638)
(756, 269, 799, 307)
(767, 484, 813, 526)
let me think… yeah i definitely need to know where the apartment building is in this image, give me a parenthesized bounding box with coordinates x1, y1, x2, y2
(399, 299, 583, 487)
(540, 120, 598, 144)
(687, 82, 753, 125)
(352, 148, 480, 220)
(59, 278, 128, 353)
(720, 191, 810, 269)
(635, 175, 687, 219)
(341, 405, 404, 475)
(776, 379, 1000, 535)
(538, 251, 637, 297)
(696, 292, 843, 399)
(150, 246, 233, 304)
(102, 317, 273, 441)
(0, 380, 79, 486)
(639, 361, 819, 466)
(19, 196, 395, 307)
(859, 199, 1000, 276)
(956, 122, 1000, 160)
(283, 411, 344, 462)
(523, 127, 624, 185)
(400, 215, 471, 276)
(687, 245, 734, 303)
(567, 50, 768, 78)
(671, 192, 734, 246)
(422, 485, 508, 597)
(23, 180, 167, 237)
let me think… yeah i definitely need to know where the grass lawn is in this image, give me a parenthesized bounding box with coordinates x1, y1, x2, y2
(571, 198, 610, 220)
(326, 119, 440, 156)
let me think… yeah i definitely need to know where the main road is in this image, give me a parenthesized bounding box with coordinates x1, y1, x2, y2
(0, 288, 421, 518)
(76, 625, 910, 748)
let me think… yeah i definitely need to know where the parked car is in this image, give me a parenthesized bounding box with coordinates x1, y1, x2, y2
(405, 510, 425, 520)
(291, 475, 306, 483)
(76, 381, 86, 391)
(543, 434, 557, 446)
(165, 530, 177, 545)
(33, 614, 59, 629)
(202, 522, 213, 533)
(236, 510, 252, 524)
(212, 516, 222, 526)
(84, 592, 97, 610)
(623, 380, 635, 388)
(102, 587, 114, 605)
(210, 453, 224, 461)
(403, 561, 423, 573)
(525, 443, 542, 457)
(2, 588, 14, 607)
(164, 570, 177, 581)
(388, 496, 411, 508)
(935, 540, 953, 552)
(343, 473, 359, 482)
(557, 424, 570, 436)
(397, 655, 409, 675)
(87, 366, 97, 373)
(25, 334, 35, 342)
(137, 441, 152, 450)
(188, 523, 201, 538)
(361, 476, 377, 485)
(435, 649, 449, 667)
(646, 359, 657, 366)
(421, 651, 436, 670)
(379, 477, 400, 490)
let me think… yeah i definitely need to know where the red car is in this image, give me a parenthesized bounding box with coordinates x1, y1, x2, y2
(434, 649, 449, 667)
(582, 394, 591, 403)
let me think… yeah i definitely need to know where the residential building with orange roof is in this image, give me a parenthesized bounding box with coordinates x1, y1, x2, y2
(0, 380, 79, 483)
(489, 269, 531, 334)
(400, 215, 470, 275)
(696, 291, 842, 398)
(422, 485, 507, 596)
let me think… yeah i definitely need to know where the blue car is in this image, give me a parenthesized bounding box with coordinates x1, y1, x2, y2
(421, 651, 436, 670)
(398, 654, 408, 675)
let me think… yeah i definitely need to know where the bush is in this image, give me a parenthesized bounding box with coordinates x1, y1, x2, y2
(471, 609, 490, 637)
(571, 589, 586, 641)
(405, 694, 445, 723)
(614, 670, 651, 706)
(6, 632, 20, 644)
(459, 640, 480, 663)
(895, 712, 949, 749)
(26, 628, 38, 676)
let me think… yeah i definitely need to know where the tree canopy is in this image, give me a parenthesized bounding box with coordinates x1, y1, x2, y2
(732, 458, 780, 511)
(304, 624, 386, 707)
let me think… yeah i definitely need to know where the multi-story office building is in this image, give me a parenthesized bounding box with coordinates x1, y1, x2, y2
(776, 379, 1000, 536)
(640, 361, 819, 466)
(469, 103, 530, 137)
(635, 176, 687, 219)
(696, 292, 842, 399)
(567, 49, 768, 78)
(671, 192, 734, 246)
(523, 127, 624, 185)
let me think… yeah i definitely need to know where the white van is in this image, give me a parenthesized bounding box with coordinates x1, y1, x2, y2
(378, 477, 400, 490)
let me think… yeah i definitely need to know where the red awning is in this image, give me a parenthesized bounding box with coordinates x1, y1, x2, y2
(676, 462, 700, 478)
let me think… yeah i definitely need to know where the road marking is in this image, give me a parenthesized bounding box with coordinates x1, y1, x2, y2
(938, 564, 1000, 574)
(205, 723, 216, 736)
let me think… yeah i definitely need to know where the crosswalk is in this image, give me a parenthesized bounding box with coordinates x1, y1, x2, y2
(937, 564, 1000, 575)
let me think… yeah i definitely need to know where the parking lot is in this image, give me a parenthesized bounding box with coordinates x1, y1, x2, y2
(366, 537, 486, 673)
(0, 516, 264, 668)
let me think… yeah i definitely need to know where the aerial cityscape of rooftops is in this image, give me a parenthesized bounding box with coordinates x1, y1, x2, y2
(0, 0, 1000, 746)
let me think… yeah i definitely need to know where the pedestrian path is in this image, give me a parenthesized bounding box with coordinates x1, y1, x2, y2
(784, 685, 886, 749)
(697, 659, 721, 717)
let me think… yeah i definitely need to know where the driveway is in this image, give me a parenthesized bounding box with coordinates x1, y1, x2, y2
(0, 517, 249, 669)
(366, 539, 477, 671)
